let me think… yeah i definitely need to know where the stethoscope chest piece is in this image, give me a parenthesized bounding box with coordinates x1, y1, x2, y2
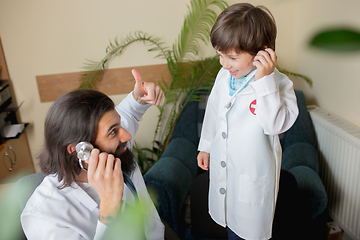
(76, 142, 94, 171)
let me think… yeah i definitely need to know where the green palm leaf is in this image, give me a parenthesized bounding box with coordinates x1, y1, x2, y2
(79, 0, 228, 167)
(79, 31, 169, 89)
(172, 0, 227, 63)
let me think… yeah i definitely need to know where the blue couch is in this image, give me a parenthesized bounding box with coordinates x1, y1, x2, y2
(281, 90, 328, 220)
(143, 98, 201, 237)
(143, 90, 328, 239)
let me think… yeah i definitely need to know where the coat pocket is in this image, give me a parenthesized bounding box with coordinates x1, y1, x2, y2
(238, 175, 266, 204)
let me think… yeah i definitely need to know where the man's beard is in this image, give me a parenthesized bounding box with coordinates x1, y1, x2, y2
(114, 144, 136, 176)
(94, 142, 136, 176)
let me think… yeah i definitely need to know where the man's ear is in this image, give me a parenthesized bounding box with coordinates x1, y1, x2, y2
(67, 144, 77, 154)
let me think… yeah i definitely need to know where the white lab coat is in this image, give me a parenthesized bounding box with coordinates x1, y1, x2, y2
(21, 92, 165, 240)
(198, 68, 298, 240)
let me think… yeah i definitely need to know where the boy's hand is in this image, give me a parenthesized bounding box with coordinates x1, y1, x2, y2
(132, 69, 164, 106)
(253, 47, 277, 80)
(197, 151, 210, 170)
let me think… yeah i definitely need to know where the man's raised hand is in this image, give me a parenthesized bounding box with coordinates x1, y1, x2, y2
(132, 69, 164, 106)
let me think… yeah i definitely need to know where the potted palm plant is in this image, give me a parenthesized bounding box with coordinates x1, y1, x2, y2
(79, 0, 229, 172)
(79, 0, 312, 173)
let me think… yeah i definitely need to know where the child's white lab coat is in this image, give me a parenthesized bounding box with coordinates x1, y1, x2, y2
(198, 68, 298, 240)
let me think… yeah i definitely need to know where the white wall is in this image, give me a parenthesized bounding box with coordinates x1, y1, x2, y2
(0, 0, 359, 171)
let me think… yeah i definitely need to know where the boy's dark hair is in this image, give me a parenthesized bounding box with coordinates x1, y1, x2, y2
(38, 89, 115, 188)
(210, 3, 277, 56)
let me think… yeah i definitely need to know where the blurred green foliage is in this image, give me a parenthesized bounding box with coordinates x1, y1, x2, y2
(0, 176, 25, 240)
(102, 200, 148, 240)
(310, 28, 360, 52)
(0, 175, 150, 240)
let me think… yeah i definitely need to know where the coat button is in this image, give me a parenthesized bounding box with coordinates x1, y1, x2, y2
(219, 188, 226, 195)
(222, 132, 227, 139)
(226, 102, 231, 109)
(221, 161, 226, 168)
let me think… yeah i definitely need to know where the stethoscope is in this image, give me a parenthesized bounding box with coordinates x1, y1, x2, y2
(75, 142, 138, 200)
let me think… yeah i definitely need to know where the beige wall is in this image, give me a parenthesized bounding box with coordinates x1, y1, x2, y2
(0, 0, 359, 171)
(292, 0, 360, 129)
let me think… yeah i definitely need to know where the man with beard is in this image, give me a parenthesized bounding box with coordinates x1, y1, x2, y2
(20, 69, 165, 240)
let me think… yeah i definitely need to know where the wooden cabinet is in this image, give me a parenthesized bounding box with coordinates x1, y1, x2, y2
(0, 133, 34, 182)
(0, 37, 35, 183)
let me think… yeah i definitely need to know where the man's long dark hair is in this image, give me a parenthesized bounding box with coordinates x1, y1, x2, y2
(38, 89, 119, 188)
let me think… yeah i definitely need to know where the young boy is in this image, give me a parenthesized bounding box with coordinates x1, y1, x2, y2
(197, 3, 299, 240)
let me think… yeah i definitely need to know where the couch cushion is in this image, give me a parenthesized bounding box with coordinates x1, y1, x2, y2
(289, 166, 327, 219)
(282, 142, 319, 173)
(283, 90, 316, 150)
(15, 172, 46, 210)
(143, 156, 193, 234)
(161, 138, 198, 179)
(171, 101, 200, 146)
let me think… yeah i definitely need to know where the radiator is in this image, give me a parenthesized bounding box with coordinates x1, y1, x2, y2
(308, 105, 360, 240)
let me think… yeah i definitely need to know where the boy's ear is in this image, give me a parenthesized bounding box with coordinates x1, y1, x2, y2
(67, 144, 77, 154)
